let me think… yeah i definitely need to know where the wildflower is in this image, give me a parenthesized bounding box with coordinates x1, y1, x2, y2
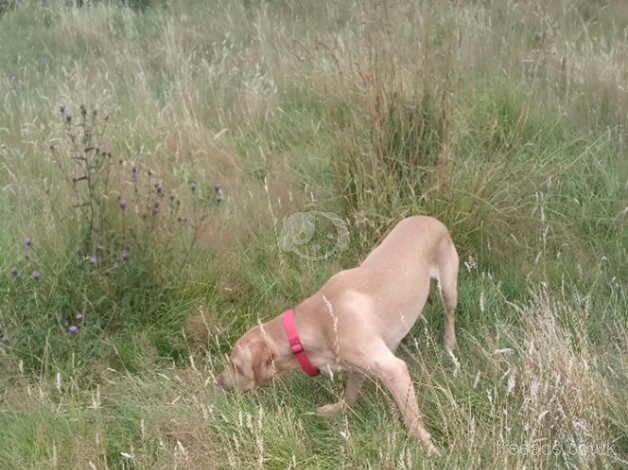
(119, 196, 127, 210)
(75, 312, 83, 322)
(31, 271, 41, 280)
(67, 325, 79, 334)
(23, 237, 32, 248)
(88, 256, 97, 265)
(9, 266, 18, 276)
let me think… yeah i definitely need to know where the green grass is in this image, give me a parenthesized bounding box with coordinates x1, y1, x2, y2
(0, 0, 627, 468)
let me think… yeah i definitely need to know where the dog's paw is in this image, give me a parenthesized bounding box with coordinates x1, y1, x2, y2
(316, 402, 345, 417)
(448, 350, 461, 377)
(426, 444, 441, 457)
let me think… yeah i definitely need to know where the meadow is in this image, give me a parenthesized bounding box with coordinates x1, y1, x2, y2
(0, 0, 626, 468)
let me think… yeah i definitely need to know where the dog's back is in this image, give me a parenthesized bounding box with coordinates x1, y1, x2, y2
(313, 216, 459, 351)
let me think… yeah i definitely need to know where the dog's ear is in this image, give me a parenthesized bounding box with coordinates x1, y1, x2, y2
(250, 340, 273, 385)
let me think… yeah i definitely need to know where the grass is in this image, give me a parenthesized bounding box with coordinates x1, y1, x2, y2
(0, 0, 626, 468)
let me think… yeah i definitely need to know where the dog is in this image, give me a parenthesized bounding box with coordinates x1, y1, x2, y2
(216, 215, 459, 455)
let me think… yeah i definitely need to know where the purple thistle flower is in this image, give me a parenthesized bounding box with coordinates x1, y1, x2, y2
(23, 237, 32, 248)
(67, 324, 79, 334)
(9, 266, 18, 276)
(119, 196, 127, 210)
(31, 271, 41, 280)
(88, 256, 97, 265)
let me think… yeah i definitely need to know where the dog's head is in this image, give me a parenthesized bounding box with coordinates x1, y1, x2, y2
(216, 326, 274, 391)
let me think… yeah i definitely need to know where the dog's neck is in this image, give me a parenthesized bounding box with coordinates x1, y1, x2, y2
(262, 310, 333, 375)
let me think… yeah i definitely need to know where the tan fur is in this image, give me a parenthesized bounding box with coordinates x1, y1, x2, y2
(216, 216, 459, 455)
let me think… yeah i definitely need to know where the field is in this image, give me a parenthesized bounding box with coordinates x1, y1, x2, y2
(0, 0, 626, 468)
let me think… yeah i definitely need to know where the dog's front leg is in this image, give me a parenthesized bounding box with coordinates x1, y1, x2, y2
(317, 372, 365, 417)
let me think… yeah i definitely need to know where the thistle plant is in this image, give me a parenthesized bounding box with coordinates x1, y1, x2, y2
(2, 104, 217, 372)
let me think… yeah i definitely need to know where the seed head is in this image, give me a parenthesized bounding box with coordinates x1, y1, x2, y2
(215, 185, 225, 203)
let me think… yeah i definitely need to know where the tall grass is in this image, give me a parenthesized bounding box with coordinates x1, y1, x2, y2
(0, 0, 626, 468)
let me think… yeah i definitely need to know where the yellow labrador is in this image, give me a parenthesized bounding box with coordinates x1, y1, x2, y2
(216, 215, 459, 454)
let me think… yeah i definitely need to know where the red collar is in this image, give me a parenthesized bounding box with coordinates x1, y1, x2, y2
(281, 309, 320, 377)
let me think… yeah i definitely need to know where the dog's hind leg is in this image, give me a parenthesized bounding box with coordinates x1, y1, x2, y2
(436, 238, 460, 374)
(367, 344, 439, 455)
